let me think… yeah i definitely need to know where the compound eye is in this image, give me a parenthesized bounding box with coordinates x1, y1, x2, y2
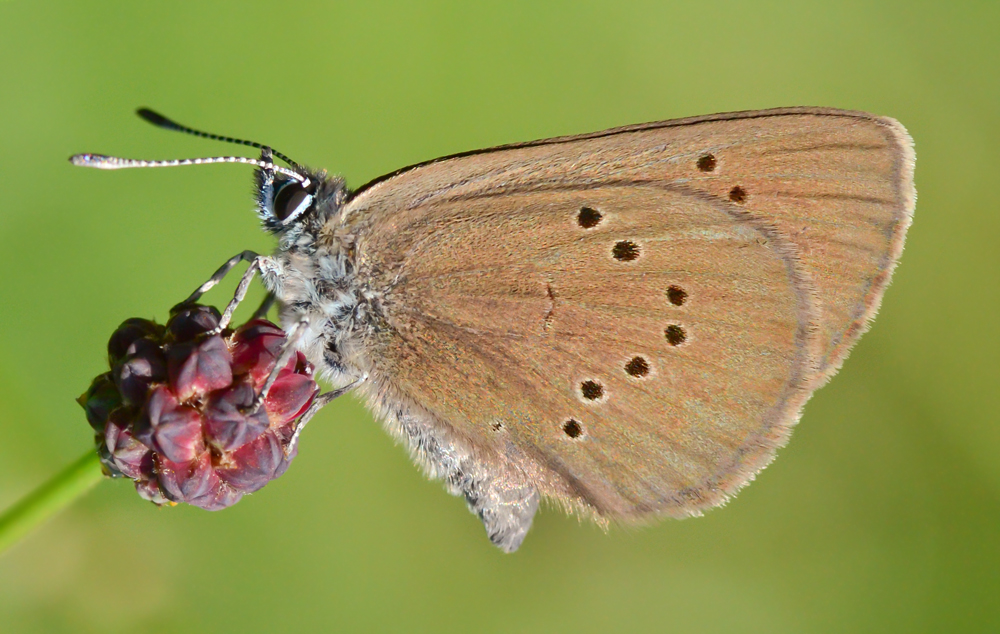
(273, 181, 313, 223)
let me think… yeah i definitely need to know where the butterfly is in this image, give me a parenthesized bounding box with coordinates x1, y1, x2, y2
(73, 107, 914, 551)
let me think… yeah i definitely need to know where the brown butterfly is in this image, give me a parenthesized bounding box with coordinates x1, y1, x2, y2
(73, 107, 914, 551)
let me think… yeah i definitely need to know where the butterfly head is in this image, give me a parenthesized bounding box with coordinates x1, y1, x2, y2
(253, 151, 347, 240)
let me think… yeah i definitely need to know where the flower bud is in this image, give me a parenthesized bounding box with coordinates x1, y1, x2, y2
(166, 305, 221, 342)
(78, 373, 121, 432)
(167, 335, 233, 401)
(107, 318, 165, 364)
(203, 379, 270, 452)
(114, 338, 167, 406)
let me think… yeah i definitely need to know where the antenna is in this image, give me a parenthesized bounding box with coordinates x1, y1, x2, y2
(136, 108, 302, 170)
(69, 153, 311, 187)
(69, 109, 312, 188)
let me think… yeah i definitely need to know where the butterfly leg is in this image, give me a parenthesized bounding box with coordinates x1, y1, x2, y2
(176, 250, 274, 331)
(180, 250, 259, 305)
(245, 316, 363, 451)
(257, 316, 364, 457)
(284, 381, 359, 457)
(214, 255, 269, 331)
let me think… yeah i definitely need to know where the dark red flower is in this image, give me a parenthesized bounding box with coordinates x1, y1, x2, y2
(79, 304, 318, 511)
(203, 379, 270, 452)
(114, 337, 167, 406)
(167, 334, 233, 401)
(78, 373, 122, 432)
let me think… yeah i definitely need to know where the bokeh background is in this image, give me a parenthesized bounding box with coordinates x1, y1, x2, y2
(1, 1, 998, 632)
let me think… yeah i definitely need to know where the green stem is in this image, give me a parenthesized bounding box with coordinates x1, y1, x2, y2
(0, 451, 104, 556)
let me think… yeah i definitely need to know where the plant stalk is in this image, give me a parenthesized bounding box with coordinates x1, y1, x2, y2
(0, 451, 104, 556)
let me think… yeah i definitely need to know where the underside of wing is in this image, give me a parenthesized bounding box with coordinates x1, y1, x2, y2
(340, 107, 914, 522)
(348, 107, 915, 383)
(350, 184, 820, 518)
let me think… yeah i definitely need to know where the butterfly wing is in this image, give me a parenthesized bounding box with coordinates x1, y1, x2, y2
(349, 108, 914, 380)
(340, 108, 914, 541)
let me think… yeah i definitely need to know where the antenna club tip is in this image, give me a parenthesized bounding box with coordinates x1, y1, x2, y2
(69, 154, 122, 169)
(69, 153, 96, 165)
(136, 108, 174, 128)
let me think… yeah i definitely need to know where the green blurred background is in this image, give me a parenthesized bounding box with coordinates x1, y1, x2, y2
(1, 1, 998, 632)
